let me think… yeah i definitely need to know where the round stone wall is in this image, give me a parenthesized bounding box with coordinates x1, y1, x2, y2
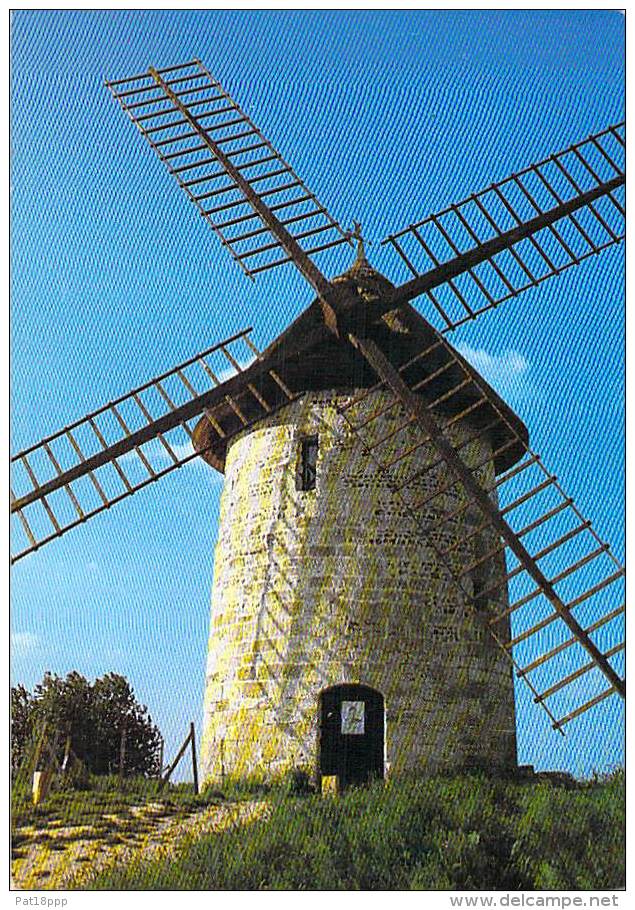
(200, 390, 517, 784)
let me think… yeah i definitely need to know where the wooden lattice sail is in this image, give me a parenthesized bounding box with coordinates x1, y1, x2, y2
(338, 322, 624, 731)
(12, 58, 625, 739)
(106, 59, 351, 285)
(11, 330, 295, 561)
(381, 123, 625, 329)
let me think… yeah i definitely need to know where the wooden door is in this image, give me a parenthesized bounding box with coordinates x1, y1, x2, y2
(319, 684, 384, 789)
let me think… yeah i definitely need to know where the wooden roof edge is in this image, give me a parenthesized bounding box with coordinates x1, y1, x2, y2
(192, 293, 529, 476)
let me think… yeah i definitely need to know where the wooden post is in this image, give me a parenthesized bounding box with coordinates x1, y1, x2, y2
(31, 721, 48, 774)
(190, 722, 199, 795)
(61, 736, 72, 773)
(46, 729, 61, 772)
(33, 729, 59, 805)
(118, 725, 127, 786)
(158, 736, 164, 779)
(160, 728, 192, 789)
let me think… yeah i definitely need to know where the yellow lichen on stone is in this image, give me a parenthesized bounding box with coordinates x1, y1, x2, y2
(201, 391, 517, 784)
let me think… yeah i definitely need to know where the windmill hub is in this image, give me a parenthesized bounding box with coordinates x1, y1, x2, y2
(334, 249, 393, 292)
(327, 245, 398, 337)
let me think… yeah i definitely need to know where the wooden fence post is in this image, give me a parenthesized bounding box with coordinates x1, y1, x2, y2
(118, 725, 127, 786)
(32, 728, 59, 806)
(30, 722, 48, 775)
(160, 728, 192, 789)
(190, 722, 199, 795)
(61, 736, 72, 773)
(46, 729, 61, 772)
(158, 736, 164, 779)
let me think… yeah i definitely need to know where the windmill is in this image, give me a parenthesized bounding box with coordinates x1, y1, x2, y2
(11, 59, 625, 788)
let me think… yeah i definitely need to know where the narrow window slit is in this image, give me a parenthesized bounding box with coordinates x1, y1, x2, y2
(298, 434, 318, 491)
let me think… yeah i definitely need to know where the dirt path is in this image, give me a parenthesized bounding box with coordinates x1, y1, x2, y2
(12, 800, 269, 890)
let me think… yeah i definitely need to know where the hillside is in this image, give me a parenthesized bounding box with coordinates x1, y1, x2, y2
(66, 771, 626, 891)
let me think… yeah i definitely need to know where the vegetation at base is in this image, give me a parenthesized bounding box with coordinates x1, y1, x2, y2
(12, 671, 162, 777)
(11, 773, 219, 832)
(83, 769, 624, 891)
(11, 763, 271, 837)
(10, 772, 240, 869)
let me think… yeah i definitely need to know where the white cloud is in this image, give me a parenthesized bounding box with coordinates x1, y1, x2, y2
(456, 344, 528, 380)
(215, 356, 255, 385)
(119, 437, 195, 467)
(161, 440, 197, 463)
(455, 344, 532, 402)
(118, 436, 218, 479)
(11, 631, 38, 658)
(117, 355, 255, 470)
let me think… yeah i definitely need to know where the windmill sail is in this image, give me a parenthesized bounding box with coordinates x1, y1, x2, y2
(106, 59, 351, 293)
(339, 329, 624, 730)
(382, 123, 625, 331)
(13, 61, 624, 736)
(10, 329, 295, 563)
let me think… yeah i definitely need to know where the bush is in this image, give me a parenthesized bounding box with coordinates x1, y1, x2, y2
(11, 671, 162, 778)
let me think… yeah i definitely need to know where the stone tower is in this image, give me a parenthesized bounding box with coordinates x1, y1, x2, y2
(193, 254, 527, 787)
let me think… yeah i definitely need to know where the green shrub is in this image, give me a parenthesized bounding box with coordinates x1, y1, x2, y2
(512, 771, 625, 889)
(84, 771, 624, 891)
(12, 672, 162, 778)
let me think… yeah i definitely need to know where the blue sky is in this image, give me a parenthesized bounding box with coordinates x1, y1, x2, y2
(11, 9, 624, 778)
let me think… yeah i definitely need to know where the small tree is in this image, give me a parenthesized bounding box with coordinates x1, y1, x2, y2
(91, 673, 162, 776)
(11, 671, 162, 778)
(10, 684, 34, 774)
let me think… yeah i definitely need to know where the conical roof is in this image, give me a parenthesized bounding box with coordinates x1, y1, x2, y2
(192, 251, 529, 474)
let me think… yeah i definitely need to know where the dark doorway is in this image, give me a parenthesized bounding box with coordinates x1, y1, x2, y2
(318, 684, 384, 789)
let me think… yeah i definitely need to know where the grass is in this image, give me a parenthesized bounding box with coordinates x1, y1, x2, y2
(11, 771, 263, 890)
(10, 771, 249, 853)
(79, 770, 624, 891)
